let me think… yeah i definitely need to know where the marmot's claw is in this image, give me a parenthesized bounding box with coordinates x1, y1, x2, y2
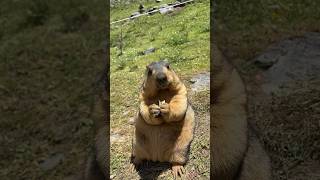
(151, 110, 161, 117)
(172, 164, 185, 179)
(129, 163, 136, 173)
(149, 104, 161, 117)
(159, 100, 166, 106)
(159, 103, 170, 114)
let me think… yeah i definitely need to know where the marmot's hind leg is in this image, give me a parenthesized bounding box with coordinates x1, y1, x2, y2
(238, 135, 271, 180)
(169, 107, 195, 178)
(172, 163, 186, 179)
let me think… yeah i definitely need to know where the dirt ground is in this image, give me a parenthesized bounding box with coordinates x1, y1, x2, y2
(224, 33, 320, 180)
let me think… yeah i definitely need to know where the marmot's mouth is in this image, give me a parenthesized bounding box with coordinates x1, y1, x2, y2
(157, 81, 169, 89)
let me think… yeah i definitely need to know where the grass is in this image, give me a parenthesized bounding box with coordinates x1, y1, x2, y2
(0, 0, 106, 179)
(110, 0, 210, 179)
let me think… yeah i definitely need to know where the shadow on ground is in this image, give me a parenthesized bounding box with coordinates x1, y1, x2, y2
(133, 160, 171, 180)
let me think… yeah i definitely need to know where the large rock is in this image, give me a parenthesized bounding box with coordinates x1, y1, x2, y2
(159, 5, 174, 14)
(248, 32, 320, 179)
(130, 12, 141, 19)
(190, 72, 210, 92)
(138, 47, 156, 56)
(254, 32, 320, 94)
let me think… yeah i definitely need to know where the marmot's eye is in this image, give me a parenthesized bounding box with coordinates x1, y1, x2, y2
(166, 64, 170, 69)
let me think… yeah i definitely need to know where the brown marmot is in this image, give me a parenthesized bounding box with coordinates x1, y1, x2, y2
(131, 60, 195, 178)
(211, 44, 271, 179)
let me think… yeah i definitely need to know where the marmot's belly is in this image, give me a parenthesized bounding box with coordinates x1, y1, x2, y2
(136, 121, 183, 162)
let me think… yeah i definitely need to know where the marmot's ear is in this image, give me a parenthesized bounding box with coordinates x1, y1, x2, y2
(146, 65, 152, 75)
(164, 60, 170, 69)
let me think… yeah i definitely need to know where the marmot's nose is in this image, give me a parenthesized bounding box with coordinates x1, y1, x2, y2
(156, 73, 167, 82)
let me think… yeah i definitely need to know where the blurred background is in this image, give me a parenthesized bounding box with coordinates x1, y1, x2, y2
(214, 0, 320, 179)
(0, 0, 106, 179)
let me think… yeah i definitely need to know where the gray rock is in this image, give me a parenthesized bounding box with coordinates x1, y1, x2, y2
(147, 7, 158, 15)
(110, 133, 126, 143)
(178, 0, 193, 2)
(255, 32, 320, 94)
(144, 47, 156, 54)
(122, 110, 129, 116)
(39, 153, 65, 171)
(159, 6, 174, 14)
(254, 48, 285, 69)
(248, 33, 320, 180)
(130, 12, 140, 19)
(128, 117, 135, 125)
(190, 72, 210, 92)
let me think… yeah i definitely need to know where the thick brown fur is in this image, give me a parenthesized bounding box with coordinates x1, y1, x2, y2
(211, 44, 271, 180)
(132, 60, 195, 178)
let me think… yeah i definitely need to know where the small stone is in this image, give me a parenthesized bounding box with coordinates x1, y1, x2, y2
(143, 47, 156, 55)
(159, 6, 174, 14)
(110, 133, 126, 143)
(147, 7, 158, 15)
(189, 79, 197, 83)
(130, 12, 140, 19)
(122, 111, 129, 116)
(128, 117, 135, 125)
(254, 56, 278, 69)
(39, 153, 65, 171)
(190, 73, 210, 92)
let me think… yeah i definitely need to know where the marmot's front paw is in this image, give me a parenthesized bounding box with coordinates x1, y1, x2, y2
(149, 104, 161, 118)
(159, 102, 170, 114)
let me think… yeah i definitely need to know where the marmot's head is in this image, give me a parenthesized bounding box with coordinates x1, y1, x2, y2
(144, 60, 178, 91)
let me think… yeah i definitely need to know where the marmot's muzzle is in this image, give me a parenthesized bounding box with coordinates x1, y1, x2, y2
(156, 73, 167, 82)
(156, 73, 169, 88)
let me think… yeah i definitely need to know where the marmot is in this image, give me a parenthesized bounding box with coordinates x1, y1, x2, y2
(131, 60, 195, 178)
(211, 44, 271, 179)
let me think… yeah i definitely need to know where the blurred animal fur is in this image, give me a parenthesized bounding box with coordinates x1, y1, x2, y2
(83, 127, 108, 180)
(82, 79, 108, 180)
(211, 44, 271, 180)
(131, 60, 195, 178)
